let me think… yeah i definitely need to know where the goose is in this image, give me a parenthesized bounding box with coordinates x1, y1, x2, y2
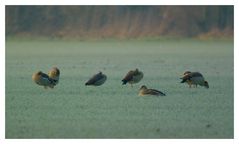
(85, 71, 107, 86)
(122, 68, 143, 87)
(180, 72, 209, 88)
(32, 71, 56, 89)
(139, 85, 166, 96)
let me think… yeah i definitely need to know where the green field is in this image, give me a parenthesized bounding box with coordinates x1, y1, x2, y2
(6, 39, 233, 138)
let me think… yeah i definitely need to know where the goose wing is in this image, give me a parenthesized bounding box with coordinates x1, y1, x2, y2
(180, 72, 203, 83)
(180, 74, 192, 83)
(122, 70, 135, 84)
(40, 72, 56, 84)
(146, 89, 166, 96)
(86, 73, 103, 85)
(190, 72, 203, 77)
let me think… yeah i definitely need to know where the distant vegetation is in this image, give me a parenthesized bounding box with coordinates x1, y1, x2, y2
(6, 6, 233, 39)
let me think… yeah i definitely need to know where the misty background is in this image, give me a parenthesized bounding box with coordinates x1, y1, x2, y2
(6, 6, 233, 39)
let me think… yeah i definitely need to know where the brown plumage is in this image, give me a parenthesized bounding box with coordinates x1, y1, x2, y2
(122, 68, 143, 87)
(85, 71, 107, 86)
(48, 67, 60, 85)
(139, 85, 166, 96)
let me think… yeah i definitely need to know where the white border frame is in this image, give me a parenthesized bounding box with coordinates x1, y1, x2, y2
(1, 1, 237, 144)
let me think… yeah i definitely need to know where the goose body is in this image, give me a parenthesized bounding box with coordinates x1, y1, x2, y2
(122, 68, 143, 86)
(32, 71, 56, 89)
(85, 72, 107, 86)
(180, 72, 209, 88)
(139, 85, 166, 96)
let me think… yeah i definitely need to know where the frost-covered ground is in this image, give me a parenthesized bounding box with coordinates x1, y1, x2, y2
(6, 39, 233, 138)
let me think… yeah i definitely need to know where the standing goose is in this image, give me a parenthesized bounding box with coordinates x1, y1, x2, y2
(32, 71, 56, 89)
(48, 67, 60, 85)
(139, 85, 166, 96)
(180, 72, 209, 88)
(122, 68, 143, 87)
(85, 71, 107, 86)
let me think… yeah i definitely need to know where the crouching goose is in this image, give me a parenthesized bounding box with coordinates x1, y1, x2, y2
(139, 85, 166, 96)
(85, 71, 107, 86)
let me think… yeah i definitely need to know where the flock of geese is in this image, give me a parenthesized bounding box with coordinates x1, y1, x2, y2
(32, 67, 209, 97)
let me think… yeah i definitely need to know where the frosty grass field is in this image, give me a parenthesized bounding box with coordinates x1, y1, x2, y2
(6, 39, 233, 138)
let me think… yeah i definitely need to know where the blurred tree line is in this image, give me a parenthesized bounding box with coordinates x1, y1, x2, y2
(6, 6, 233, 39)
